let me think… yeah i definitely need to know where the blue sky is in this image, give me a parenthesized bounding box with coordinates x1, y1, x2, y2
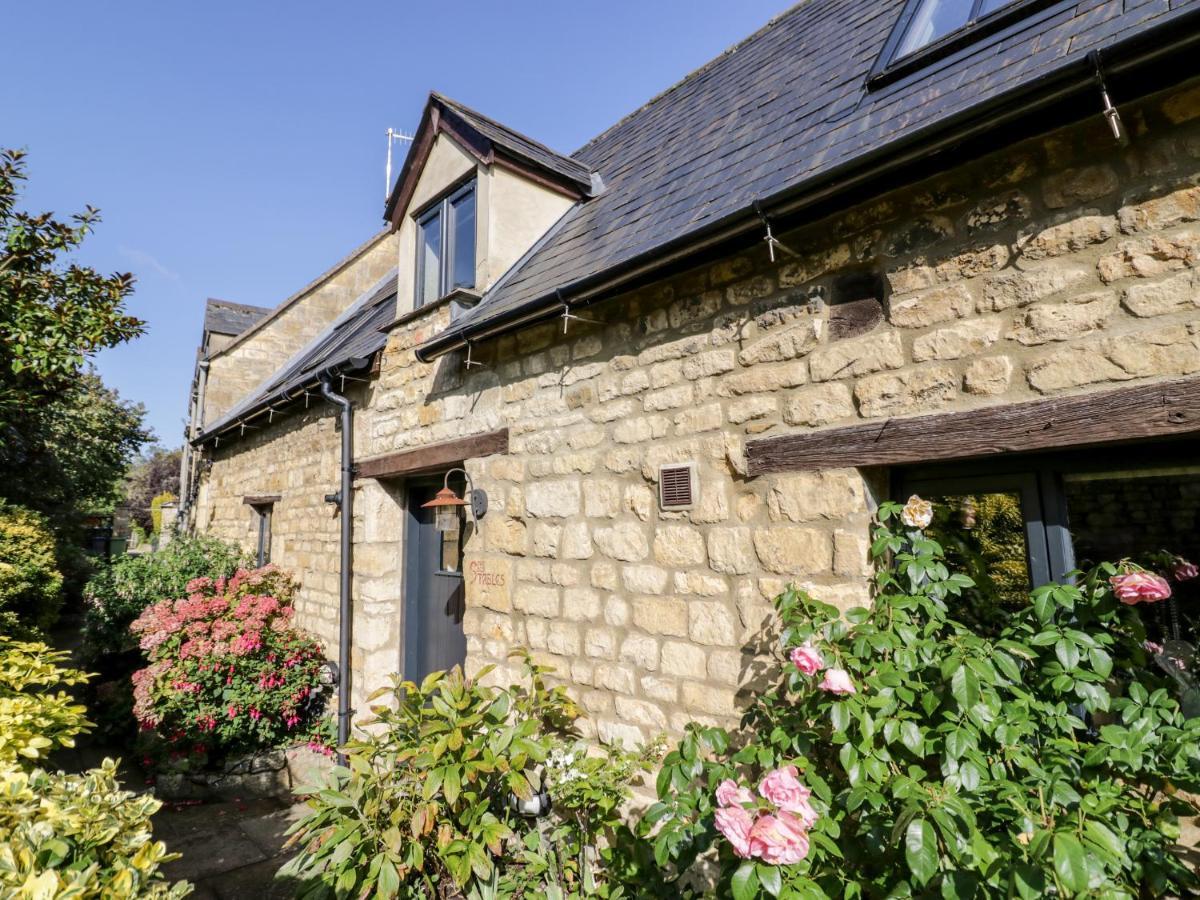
(2, 0, 786, 445)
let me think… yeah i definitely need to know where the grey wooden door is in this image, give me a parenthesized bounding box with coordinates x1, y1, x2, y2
(403, 480, 467, 683)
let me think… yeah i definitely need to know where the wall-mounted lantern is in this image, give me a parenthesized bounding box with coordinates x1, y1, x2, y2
(421, 467, 487, 532)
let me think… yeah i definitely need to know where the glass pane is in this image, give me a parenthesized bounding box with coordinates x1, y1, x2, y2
(896, 0, 974, 56)
(977, 0, 1017, 15)
(450, 188, 476, 290)
(1065, 467, 1200, 648)
(417, 210, 442, 306)
(922, 491, 1031, 635)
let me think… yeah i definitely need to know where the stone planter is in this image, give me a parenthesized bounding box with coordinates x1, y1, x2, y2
(154, 747, 326, 802)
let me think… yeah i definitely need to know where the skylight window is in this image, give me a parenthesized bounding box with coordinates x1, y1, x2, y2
(894, 0, 1021, 58)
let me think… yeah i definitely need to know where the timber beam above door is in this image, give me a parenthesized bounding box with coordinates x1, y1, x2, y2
(745, 375, 1200, 475)
(356, 428, 509, 480)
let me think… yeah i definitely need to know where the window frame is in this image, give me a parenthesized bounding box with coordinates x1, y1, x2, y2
(413, 178, 477, 308)
(868, 0, 1067, 89)
(251, 503, 273, 568)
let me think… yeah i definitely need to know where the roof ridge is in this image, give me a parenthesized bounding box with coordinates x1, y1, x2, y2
(205, 298, 271, 314)
(572, 0, 809, 159)
(431, 91, 589, 172)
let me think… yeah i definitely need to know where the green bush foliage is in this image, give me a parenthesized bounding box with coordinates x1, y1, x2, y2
(640, 500, 1200, 898)
(82, 534, 246, 663)
(130, 566, 330, 766)
(0, 634, 89, 767)
(0, 759, 191, 898)
(149, 492, 177, 536)
(0, 501, 63, 636)
(281, 654, 660, 899)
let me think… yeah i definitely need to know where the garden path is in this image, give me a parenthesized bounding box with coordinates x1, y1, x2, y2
(48, 612, 313, 898)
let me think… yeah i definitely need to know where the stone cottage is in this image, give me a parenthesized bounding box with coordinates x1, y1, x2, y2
(185, 0, 1200, 747)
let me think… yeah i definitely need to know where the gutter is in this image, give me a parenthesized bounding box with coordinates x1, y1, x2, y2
(414, 5, 1200, 363)
(319, 374, 355, 762)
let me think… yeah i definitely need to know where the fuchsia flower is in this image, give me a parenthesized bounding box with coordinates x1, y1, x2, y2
(717, 779, 755, 808)
(747, 813, 811, 865)
(818, 668, 856, 694)
(1110, 571, 1172, 604)
(1172, 558, 1199, 582)
(790, 643, 824, 676)
(715, 806, 755, 859)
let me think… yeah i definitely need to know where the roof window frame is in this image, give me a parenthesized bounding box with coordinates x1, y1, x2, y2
(414, 176, 478, 309)
(868, 0, 1068, 90)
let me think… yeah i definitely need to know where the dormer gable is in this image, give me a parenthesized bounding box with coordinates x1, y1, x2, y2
(384, 93, 598, 316)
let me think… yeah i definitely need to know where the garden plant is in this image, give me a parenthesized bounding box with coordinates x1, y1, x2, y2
(0, 500, 63, 637)
(639, 497, 1200, 898)
(130, 565, 331, 769)
(280, 653, 661, 899)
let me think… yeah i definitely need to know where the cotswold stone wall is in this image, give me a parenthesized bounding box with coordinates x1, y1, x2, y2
(203, 232, 397, 428)
(195, 79, 1200, 744)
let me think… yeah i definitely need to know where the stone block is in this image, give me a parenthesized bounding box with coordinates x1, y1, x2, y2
(632, 596, 688, 637)
(1097, 231, 1200, 283)
(887, 283, 973, 328)
(738, 319, 823, 366)
(594, 521, 649, 562)
(640, 675, 679, 702)
(981, 266, 1091, 311)
(727, 395, 777, 424)
(680, 683, 740, 718)
(514, 584, 559, 618)
(718, 361, 808, 396)
(809, 331, 904, 382)
(644, 383, 694, 412)
(1122, 271, 1198, 317)
(661, 640, 707, 677)
(603, 594, 630, 626)
(833, 529, 872, 577)
(689, 602, 738, 646)
(1013, 291, 1118, 345)
(619, 633, 660, 670)
(675, 402, 724, 434)
(615, 696, 669, 729)
(706, 527, 755, 575)
(753, 526, 833, 575)
(911, 319, 1002, 361)
(854, 364, 957, 418)
(623, 564, 670, 594)
(583, 480, 621, 518)
(546, 622, 581, 656)
(1163, 84, 1200, 123)
(782, 382, 855, 426)
(563, 587, 601, 621)
(963, 356, 1014, 395)
(584, 626, 618, 659)
(653, 526, 707, 567)
(525, 480, 581, 518)
(1042, 165, 1118, 209)
(1019, 214, 1117, 260)
(531, 523, 562, 558)
(1118, 185, 1200, 233)
(682, 348, 737, 380)
(767, 470, 866, 522)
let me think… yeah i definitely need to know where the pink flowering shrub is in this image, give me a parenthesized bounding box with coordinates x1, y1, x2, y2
(639, 501, 1200, 898)
(130, 565, 330, 766)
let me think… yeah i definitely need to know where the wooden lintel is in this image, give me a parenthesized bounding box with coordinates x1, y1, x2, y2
(745, 376, 1200, 475)
(243, 494, 281, 505)
(356, 428, 509, 480)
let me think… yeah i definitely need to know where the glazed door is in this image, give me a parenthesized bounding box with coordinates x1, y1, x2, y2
(403, 479, 467, 683)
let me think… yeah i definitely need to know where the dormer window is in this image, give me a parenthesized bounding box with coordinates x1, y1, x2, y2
(415, 179, 476, 307)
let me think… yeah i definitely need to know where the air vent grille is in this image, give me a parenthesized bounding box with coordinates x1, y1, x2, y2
(659, 463, 696, 510)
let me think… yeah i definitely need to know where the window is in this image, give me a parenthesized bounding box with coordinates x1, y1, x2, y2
(874, 0, 1059, 80)
(252, 504, 272, 567)
(414, 180, 476, 307)
(897, 440, 1200, 645)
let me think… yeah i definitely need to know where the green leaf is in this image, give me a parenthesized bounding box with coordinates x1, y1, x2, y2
(905, 818, 938, 885)
(830, 702, 850, 733)
(951, 666, 979, 711)
(1052, 832, 1089, 894)
(731, 860, 759, 900)
(900, 721, 922, 754)
(757, 862, 782, 897)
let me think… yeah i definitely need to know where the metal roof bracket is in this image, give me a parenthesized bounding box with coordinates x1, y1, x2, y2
(753, 198, 800, 263)
(557, 288, 599, 335)
(464, 340, 486, 370)
(1089, 51, 1126, 145)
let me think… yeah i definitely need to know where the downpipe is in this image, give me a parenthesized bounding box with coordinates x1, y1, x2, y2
(319, 374, 354, 764)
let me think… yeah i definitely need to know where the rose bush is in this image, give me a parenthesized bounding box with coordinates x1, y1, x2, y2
(640, 500, 1200, 898)
(129, 565, 331, 767)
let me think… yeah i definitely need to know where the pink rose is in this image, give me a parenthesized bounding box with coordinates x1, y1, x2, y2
(747, 812, 810, 865)
(716, 779, 755, 808)
(758, 766, 812, 815)
(1110, 572, 1172, 604)
(715, 806, 755, 859)
(790, 643, 823, 676)
(818, 667, 856, 695)
(1173, 559, 1199, 582)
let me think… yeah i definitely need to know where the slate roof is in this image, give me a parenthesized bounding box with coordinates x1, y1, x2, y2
(203, 298, 270, 338)
(199, 272, 397, 440)
(422, 0, 1200, 356)
(432, 93, 595, 193)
